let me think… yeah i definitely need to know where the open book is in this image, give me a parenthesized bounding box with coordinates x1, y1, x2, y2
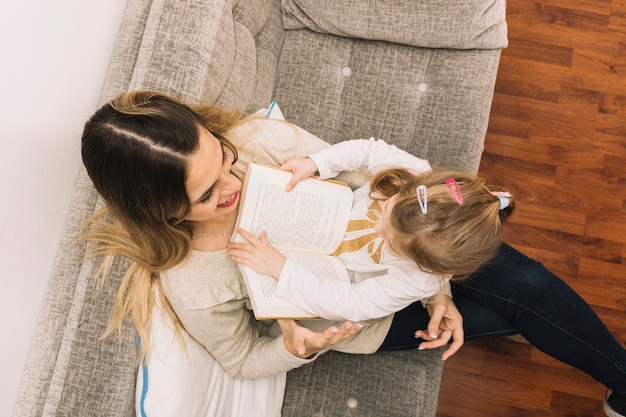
(232, 163, 354, 319)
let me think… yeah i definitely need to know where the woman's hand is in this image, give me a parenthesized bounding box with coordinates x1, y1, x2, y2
(278, 318, 363, 358)
(414, 294, 464, 361)
(227, 228, 287, 279)
(280, 157, 319, 191)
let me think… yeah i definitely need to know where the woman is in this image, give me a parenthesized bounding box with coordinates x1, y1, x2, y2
(81, 91, 626, 416)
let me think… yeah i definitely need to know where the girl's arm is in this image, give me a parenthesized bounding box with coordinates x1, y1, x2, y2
(281, 138, 432, 191)
(228, 229, 288, 278)
(229, 227, 450, 323)
(276, 259, 451, 322)
(310, 137, 432, 179)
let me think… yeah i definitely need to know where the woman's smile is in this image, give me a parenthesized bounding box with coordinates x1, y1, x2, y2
(218, 191, 239, 208)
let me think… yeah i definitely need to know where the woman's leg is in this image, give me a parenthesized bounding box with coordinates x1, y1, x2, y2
(378, 291, 519, 351)
(379, 243, 626, 390)
(451, 243, 626, 394)
(380, 242, 626, 415)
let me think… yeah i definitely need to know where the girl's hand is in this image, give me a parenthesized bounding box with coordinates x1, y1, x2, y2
(414, 294, 464, 361)
(280, 157, 319, 191)
(227, 228, 287, 279)
(277, 318, 363, 358)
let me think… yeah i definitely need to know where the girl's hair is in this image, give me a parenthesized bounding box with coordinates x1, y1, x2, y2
(370, 167, 515, 278)
(80, 91, 242, 359)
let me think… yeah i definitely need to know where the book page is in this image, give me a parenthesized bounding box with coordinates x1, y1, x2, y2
(240, 252, 351, 319)
(233, 163, 353, 254)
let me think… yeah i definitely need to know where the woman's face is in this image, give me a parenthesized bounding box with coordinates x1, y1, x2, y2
(184, 127, 241, 225)
(374, 195, 404, 258)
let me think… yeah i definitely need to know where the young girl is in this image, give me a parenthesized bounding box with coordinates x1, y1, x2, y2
(228, 138, 515, 323)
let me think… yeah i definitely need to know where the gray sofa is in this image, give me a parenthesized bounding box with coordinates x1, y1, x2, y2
(15, 0, 507, 416)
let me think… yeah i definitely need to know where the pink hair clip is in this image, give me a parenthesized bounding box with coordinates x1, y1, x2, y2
(445, 178, 464, 205)
(416, 185, 428, 214)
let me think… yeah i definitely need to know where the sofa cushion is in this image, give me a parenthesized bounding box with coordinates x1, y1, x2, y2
(273, 30, 503, 173)
(281, 0, 508, 50)
(283, 348, 445, 417)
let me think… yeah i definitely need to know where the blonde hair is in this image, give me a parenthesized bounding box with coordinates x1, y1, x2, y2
(80, 91, 242, 359)
(370, 167, 515, 278)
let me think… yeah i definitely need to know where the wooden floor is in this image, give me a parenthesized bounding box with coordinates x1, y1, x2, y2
(436, 0, 626, 416)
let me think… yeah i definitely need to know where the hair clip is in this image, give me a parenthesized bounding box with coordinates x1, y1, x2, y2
(416, 185, 428, 214)
(445, 178, 464, 205)
(491, 191, 512, 210)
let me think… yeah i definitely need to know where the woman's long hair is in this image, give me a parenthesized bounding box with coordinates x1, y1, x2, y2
(370, 167, 515, 278)
(80, 91, 241, 359)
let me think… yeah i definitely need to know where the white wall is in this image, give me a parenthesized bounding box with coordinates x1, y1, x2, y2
(0, 1, 127, 414)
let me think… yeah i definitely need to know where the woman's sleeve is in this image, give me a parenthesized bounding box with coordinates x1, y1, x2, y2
(308, 138, 432, 179)
(275, 258, 448, 322)
(162, 274, 313, 380)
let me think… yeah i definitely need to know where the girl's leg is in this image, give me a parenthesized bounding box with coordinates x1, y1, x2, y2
(452, 243, 626, 394)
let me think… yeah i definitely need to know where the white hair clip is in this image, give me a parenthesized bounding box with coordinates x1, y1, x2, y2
(491, 191, 512, 210)
(416, 185, 428, 214)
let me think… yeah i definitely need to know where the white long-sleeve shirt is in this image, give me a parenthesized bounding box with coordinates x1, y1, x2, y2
(275, 138, 452, 322)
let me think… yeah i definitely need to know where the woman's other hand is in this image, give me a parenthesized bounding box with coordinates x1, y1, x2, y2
(414, 294, 464, 361)
(227, 228, 286, 279)
(278, 319, 363, 358)
(280, 157, 319, 191)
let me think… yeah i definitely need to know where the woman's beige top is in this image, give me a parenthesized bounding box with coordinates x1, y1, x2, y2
(161, 249, 392, 379)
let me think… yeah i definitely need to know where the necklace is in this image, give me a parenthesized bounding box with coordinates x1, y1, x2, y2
(193, 230, 234, 237)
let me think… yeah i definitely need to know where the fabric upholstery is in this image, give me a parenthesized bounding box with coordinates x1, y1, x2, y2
(107, 0, 286, 111)
(274, 31, 503, 173)
(283, 349, 445, 417)
(281, 0, 508, 49)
